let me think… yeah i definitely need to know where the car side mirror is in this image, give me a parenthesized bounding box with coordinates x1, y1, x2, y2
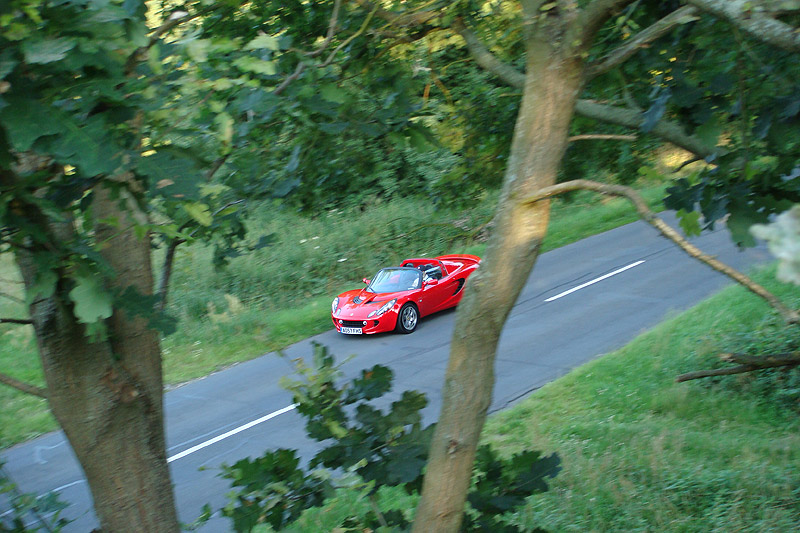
(424, 279, 439, 286)
(362, 278, 371, 285)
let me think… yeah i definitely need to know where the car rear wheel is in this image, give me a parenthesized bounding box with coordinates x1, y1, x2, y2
(396, 303, 419, 334)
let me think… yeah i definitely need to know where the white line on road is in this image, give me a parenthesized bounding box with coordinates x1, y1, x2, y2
(545, 260, 645, 302)
(167, 403, 298, 463)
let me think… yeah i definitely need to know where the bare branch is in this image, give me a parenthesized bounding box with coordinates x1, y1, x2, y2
(305, 0, 343, 58)
(675, 364, 760, 381)
(273, 63, 307, 96)
(674, 156, 703, 172)
(452, 18, 525, 89)
(148, 5, 221, 43)
(568, 134, 637, 142)
(687, 0, 800, 52)
(452, 18, 715, 158)
(157, 200, 245, 310)
(0, 372, 47, 398)
(352, 0, 438, 27)
(586, 6, 700, 80)
(574, 100, 717, 158)
(125, 4, 224, 73)
(574, 0, 640, 49)
(0, 291, 24, 305)
(0, 317, 33, 325)
(676, 351, 800, 382)
(523, 179, 800, 324)
(275, 3, 378, 95)
(321, 6, 379, 69)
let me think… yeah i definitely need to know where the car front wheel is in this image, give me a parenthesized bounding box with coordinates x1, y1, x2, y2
(396, 303, 419, 334)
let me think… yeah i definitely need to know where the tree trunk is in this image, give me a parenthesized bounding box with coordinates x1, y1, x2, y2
(16, 184, 179, 532)
(412, 18, 586, 532)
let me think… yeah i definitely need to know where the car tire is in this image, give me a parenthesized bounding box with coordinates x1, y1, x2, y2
(396, 303, 419, 334)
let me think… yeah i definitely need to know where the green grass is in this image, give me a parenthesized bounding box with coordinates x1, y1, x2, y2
(3, 181, 662, 446)
(483, 266, 800, 531)
(0, 259, 53, 447)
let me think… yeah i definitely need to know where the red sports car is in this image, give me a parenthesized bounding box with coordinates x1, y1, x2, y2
(331, 254, 481, 334)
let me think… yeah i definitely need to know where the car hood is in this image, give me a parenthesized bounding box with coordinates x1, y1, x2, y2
(334, 289, 410, 319)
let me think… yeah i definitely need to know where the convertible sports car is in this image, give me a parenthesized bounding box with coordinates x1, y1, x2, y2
(331, 254, 481, 334)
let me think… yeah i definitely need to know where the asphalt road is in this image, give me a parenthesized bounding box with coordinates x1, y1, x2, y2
(0, 213, 772, 531)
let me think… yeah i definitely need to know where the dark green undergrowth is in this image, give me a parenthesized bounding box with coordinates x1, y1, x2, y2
(4, 182, 664, 447)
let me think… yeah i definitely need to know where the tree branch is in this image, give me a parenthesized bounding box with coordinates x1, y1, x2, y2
(453, 19, 716, 158)
(575, 0, 641, 49)
(0, 317, 33, 325)
(0, 372, 47, 398)
(305, 0, 343, 58)
(573, 99, 716, 158)
(275, 2, 377, 96)
(585, 6, 700, 80)
(674, 156, 703, 172)
(568, 134, 637, 142)
(451, 18, 525, 89)
(157, 200, 245, 310)
(523, 179, 800, 325)
(676, 351, 800, 382)
(687, 0, 800, 52)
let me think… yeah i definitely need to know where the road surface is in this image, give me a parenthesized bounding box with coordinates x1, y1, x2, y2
(0, 213, 772, 531)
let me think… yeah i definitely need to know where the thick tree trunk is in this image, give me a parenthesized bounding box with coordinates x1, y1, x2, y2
(16, 185, 179, 532)
(412, 22, 586, 532)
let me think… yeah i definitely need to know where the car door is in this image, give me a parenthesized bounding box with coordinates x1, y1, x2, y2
(418, 267, 455, 315)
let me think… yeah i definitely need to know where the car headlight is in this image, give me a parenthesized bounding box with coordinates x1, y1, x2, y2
(331, 297, 339, 314)
(368, 298, 396, 318)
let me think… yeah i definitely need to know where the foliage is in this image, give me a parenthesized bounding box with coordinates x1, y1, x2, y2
(217, 343, 559, 532)
(613, 10, 800, 246)
(0, 461, 69, 532)
(751, 205, 800, 285)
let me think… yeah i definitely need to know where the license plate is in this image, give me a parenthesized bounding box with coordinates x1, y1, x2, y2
(340, 327, 363, 335)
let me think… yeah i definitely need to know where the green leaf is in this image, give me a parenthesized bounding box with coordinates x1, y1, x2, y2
(138, 149, 203, 200)
(43, 113, 120, 176)
(677, 208, 702, 236)
(184, 202, 213, 226)
(27, 269, 58, 304)
(317, 122, 348, 134)
(233, 56, 276, 75)
(0, 53, 17, 79)
(215, 112, 234, 146)
(320, 84, 347, 104)
(69, 275, 113, 324)
(0, 98, 64, 151)
(22, 37, 76, 64)
(0, 100, 119, 175)
(695, 116, 722, 148)
(346, 365, 393, 402)
(244, 34, 281, 51)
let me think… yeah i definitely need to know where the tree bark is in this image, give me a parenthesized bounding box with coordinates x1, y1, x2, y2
(15, 184, 179, 532)
(412, 6, 586, 530)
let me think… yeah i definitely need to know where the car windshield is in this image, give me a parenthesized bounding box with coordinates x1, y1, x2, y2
(367, 268, 421, 293)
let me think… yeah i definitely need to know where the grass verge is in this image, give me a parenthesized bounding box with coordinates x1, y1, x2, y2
(482, 266, 800, 531)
